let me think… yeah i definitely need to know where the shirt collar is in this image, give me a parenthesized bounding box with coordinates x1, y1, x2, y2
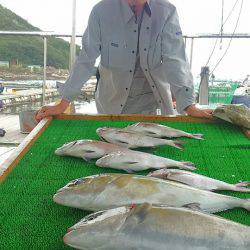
(121, 0, 151, 23)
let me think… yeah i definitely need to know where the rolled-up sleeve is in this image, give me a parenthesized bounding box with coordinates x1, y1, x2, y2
(59, 9, 101, 102)
(161, 7, 195, 113)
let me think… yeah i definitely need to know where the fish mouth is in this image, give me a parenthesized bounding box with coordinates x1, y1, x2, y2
(54, 178, 86, 194)
(54, 148, 63, 155)
(67, 206, 129, 233)
(67, 211, 107, 232)
(55, 141, 78, 155)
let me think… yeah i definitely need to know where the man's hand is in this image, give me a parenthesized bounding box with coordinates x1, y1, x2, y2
(185, 104, 213, 118)
(35, 99, 70, 122)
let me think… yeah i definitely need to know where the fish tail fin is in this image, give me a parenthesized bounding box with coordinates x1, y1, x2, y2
(180, 162, 196, 171)
(166, 140, 185, 150)
(242, 199, 250, 211)
(191, 134, 204, 140)
(233, 182, 250, 192)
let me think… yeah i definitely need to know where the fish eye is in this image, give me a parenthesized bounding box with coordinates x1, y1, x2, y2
(85, 211, 105, 222)
(67, 178, 86, 187)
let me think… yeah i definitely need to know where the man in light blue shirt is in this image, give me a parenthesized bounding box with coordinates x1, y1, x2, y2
(36, 0, 212, 120)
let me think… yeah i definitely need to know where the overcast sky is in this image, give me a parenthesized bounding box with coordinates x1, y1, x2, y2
(0, 0, 249, 80)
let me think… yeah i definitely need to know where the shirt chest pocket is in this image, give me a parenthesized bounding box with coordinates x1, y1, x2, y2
(108, 42, 130, 70)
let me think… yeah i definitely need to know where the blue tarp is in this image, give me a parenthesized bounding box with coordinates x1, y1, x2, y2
(231, 95, 250, 108)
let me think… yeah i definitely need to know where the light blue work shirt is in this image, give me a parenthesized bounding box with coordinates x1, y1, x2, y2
(122, 2, 158, 114)
(60, 0, 195, 115)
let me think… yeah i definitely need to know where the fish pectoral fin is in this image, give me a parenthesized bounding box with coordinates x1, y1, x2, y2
(123, 203, 152, 231)
(183, 203, 201, 211)
(82, 157, 92, 162)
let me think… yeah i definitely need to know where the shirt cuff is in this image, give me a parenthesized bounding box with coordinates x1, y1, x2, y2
(175, 86, 195, 113)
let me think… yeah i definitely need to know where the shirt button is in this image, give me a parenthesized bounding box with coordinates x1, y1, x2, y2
(126, 88, 128, 91)
(147, 27, 150, 30)
(129, 70, 133, 73)
(144, 48, 147, 51)
(132, 50, 135, 54)
(186, 88, 189, 91)
(121, 104, 123, 107)
(145, 69, 148, 71)
(134, 30, 137, 32)
(152, 85, 155, 88)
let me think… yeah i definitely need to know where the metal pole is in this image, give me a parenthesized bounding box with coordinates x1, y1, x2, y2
(43, 36, 47, 106)
(184, 37, 187, 49)
(199, 66, 210, 105)
(190, 38, 194, 70)
(70, 0, 77, 71)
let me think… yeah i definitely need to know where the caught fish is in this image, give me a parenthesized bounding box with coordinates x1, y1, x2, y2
(213, 104, 250, 129)
(53, 173, 250, 213)
(96, 150, 196, 172)
(148, 169, 250, 192)
(96, 127, 185, 150)
(126, 122, 203, 139)
(64, 203, 250, 250)
(55, 140, 126, 161)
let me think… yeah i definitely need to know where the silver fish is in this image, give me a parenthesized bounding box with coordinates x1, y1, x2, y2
(53, 173, 250, 213)
(213, 104, 250, 129)
(55, 140, 126, 161)
(64, 203, 250, 250)
(96, 127, 185, 150)
(126, 122, 203, 139)
(96, 150, 196, 172)
(148, 169, 250, 192)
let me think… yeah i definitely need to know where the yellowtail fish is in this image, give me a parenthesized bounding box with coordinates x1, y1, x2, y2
(64, 203, 250, 250)
(53, 174, 250, 213)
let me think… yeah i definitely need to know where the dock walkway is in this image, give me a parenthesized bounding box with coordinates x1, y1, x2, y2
(0, 89, 59, 107)
(0, 114, 26, 174)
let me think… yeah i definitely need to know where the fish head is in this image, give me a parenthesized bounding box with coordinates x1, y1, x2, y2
(96, 127, 124, 142)
(55, 141, 79, 156)
(64, 206, 131, 249)
(213, 104, 250, 128)
(213, 105, 234, 123)
(55, 140, 106, 159)
(53, 174, 119, 209)
(96, 152, 126, 168)
(148, 168, 171, 178)
(96, 127, 111, 140)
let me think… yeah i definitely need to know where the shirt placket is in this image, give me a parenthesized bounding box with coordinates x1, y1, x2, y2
(139, 15, 165, 111)
(119, 17, 140, 112)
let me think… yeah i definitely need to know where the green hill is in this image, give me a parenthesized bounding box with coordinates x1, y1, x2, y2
(0, 4, 79, 69)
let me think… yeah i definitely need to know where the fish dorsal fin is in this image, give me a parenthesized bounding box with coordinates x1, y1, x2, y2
(122, 203, 152, 232)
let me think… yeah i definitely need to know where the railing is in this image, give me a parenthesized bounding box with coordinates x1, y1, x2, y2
(1, 31, 250, 105)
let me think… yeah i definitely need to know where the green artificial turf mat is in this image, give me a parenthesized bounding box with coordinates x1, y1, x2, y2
(1, 119, 250, 249)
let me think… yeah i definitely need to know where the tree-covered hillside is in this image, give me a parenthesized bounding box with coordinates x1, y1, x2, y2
(0, 4, 79, 69)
